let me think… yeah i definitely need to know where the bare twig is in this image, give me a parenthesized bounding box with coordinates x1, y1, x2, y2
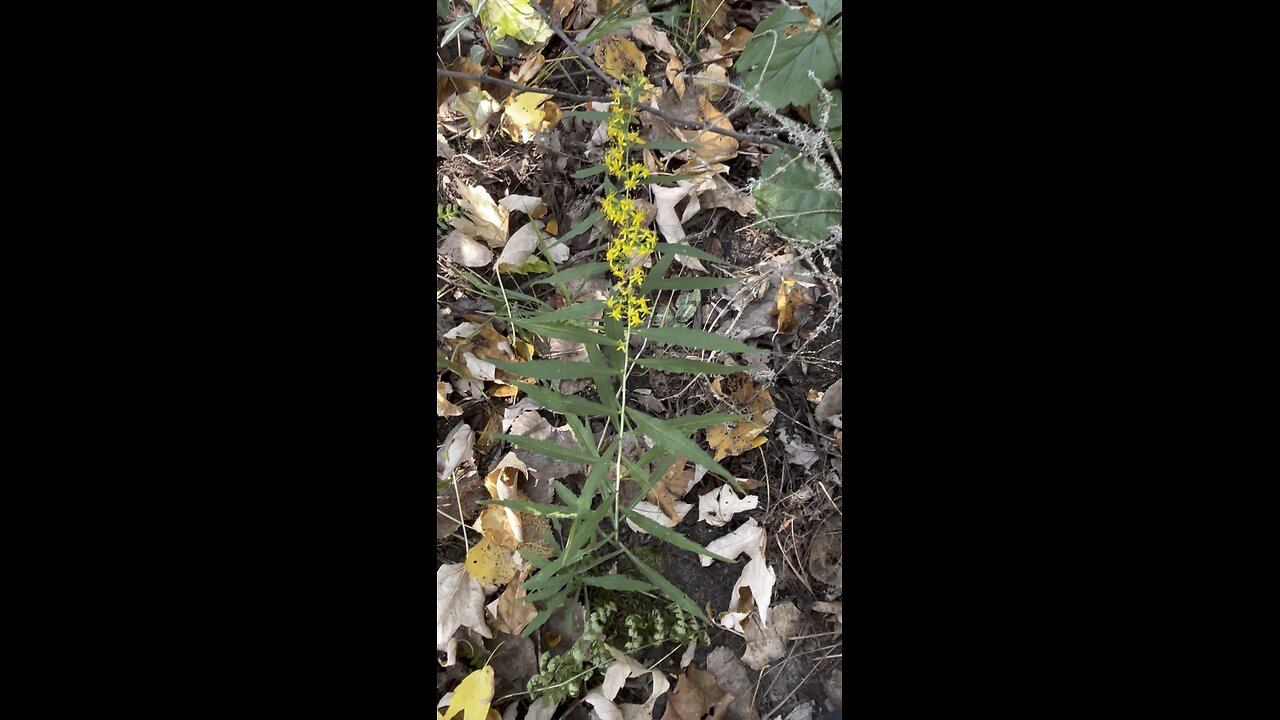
(437, 68, 798, 150)
(528, 0, 618, 90)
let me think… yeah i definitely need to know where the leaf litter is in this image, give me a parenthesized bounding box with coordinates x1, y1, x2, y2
(438, 0, 842, 714)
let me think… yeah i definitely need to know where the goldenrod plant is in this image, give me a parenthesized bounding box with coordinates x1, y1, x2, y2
(481, 75, 758, 638)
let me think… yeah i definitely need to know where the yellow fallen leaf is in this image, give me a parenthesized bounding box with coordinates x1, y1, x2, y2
(466, 536, 516, 585)
(707, 374, 776, 460)
(443, 666, 495, 720)
(545, 218, 559, 235)
(594, 35, 647, 80)
(501, 92, 556, 143)
(706, 418, 769, 461)
(773, 278, 812, 333)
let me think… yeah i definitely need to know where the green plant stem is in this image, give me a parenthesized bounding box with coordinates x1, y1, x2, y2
(613, 326, 632, 528)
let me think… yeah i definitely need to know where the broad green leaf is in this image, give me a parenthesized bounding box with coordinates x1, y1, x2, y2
(809, 88, 842, 130)
(557, 210, 604, 244)
(628, 410, 739, 488)
(566, 110, 612, 121)
(645, 276, 741, 290)
(653, 243, 725, 263)
(582, 575, 656, 591)
(738, 21, 837, 109)
(489, 357, 619, 380)
(623, 508, 735, 563)
(534, 262, 610, 285)
(827, 22, 841, 69)
(634, 357, 744, 375)
(512, 381, 612, 418)
(573, 164, 608, 178)
(521, 585, 573, 636)
(752, 150, 841, 245)
(481, 498, 577, 518)
(489, 432, 598, 464)
(808, 0, 841, 23)
(622, 546, 707, 622)
(635, 327, 756, 354)
(735, 5, 809, 74)
(474, 0, 552, 45)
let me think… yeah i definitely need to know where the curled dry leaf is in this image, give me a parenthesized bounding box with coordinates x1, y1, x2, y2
(449, 86, 502, 140)
(659, 666, 732, 720)
(490, 567, 538, 635)
(627, 6, 678, 57)
(441, 666, 495, 720)
(647, 457, 694, 522)
(701, 517, 764, 567)
(773, 278, 813, 333)
(814, 378, 842, 425)
(741, 601, 800, 671)
(438, 422, 475, 482)
(698, 485, 759, 527)
(720, 552, 776, 633)
(437, 563, 494, 664)
(438, 382, 464, 417)
(625, 500, 692, 534)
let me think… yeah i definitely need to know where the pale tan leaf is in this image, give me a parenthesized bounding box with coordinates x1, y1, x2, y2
(701, 517, 764, 567)
(438, 382, 464, 417)
(698, 485, 759, 527)
(437, 563, 494, 662)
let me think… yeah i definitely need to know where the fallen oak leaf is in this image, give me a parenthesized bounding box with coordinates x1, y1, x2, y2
(659, 666, 732, 720)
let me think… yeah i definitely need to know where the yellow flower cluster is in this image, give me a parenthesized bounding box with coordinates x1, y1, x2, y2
(600, 83, 656, 329)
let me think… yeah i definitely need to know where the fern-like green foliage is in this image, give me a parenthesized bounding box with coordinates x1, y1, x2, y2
(438, 203, 463, 235)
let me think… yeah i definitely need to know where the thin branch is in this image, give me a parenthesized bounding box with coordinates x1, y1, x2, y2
(436, 68, 799, 150)
(528, 0, 618, 90)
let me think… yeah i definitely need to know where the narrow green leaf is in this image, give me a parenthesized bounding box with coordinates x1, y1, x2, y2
(640, 253, 677, 295)
(438, 354, 466, 376)
(481, 498, 577, 518)
(582, 575, 657, 591)
(624, 508, 735, 563)
(512, 381, 612, 420)
(573, 164, 608, 178)
(578, 448, 616, 515)
(635, 327, 756, 354)
(634, 357, 744, 375)
(628, 410, 739, 488)
(489, 432, 598, 464)
(537, 299, 606, 323)
(533, 262, 610, 286)
(489, 357, 619, 380)
(654, 243, 725, 263)
(563, 413, 596, 457)
(665, 412, 750, 433)
(566, 110, 612, 121)
(522, 585, 573, 637)
(622, 546, 707, 622)
(440, 12, 475, 48)
(646, 276, 741, 290)
(523, 578, 571, 603)
(512, 318, 611, 346)
(554, 480, 579, 507)
(575, 548, 624, 575)
(558, 210, 604, 244)
(519, 547, 553, 570)
(525, 566, 571, 591)
(584, 342, 620, 412)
